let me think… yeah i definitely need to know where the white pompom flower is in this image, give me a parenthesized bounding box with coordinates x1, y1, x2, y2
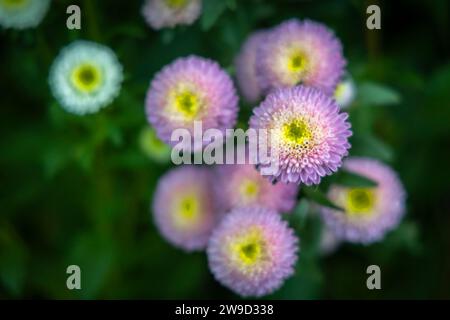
(49, 41, 123, 115)
(334, 76, 356, 108)
(0, 0, 51, 29)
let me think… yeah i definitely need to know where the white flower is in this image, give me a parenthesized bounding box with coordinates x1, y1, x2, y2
(334, 77, 356, 108)
(0, 0, 51, 29)
(49, 41, 123, 115)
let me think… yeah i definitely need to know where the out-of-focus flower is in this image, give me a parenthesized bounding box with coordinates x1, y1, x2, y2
(257, 19, 346, 95)
(214, 161, 299, 214)
(235, 30, 267, 103)
(49, 40, 123, 115)
(334, 76, 356, 108)
(139, 126, 172, 164)
(0, 0, 50, 29)
(319, 224, 342, 255)
(152, 166, 218, 251)
(249, 85, 352, 185)
(142, 0, 201, 30)
(207, 206, 298, 297)
(319, 157, 406, 244)
(146, 55, 238, 150)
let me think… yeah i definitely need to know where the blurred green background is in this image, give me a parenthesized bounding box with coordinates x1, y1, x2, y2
(1, 0, 449, 299)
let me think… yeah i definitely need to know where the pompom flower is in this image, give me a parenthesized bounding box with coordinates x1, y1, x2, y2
(152, 166, 218, 251)
(146, 55, 238, 149)
(215, 162, 299, 214)
(0, 0, 50, 29)
(319, 157, 406, 244)
(207, 206, 299, 297)
(249, 85, 352, 185)
(142, 0, 201, 30)
(139, 126, 172, 164)
(334, 76, 356, 108)
(49, 41, 123, 115)
(257, 19, 346, 95)
(235, 30, 267, 103)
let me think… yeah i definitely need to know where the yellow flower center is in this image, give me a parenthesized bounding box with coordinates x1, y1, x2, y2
(1, 0, 28, 9)
(288, 51, 307, 73)
(282, 119, 312, 145)
(346, 188, 376, 216)
(174, 90, 201, 119)
(179, 196, 198, 220)
(164, 0, 188, 9)
(71, 63, 103, 94)
(230, 228, 265, 266)
(173, 195, 200, 229)
(239, 242, 260, 264)
(238, 179, 259, 203)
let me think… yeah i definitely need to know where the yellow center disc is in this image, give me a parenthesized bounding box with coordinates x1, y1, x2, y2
(346, 188, 376, 216)
(282, 119, 312, 145)
(1, 0, 28, 9)
(70, 63, 103, 94)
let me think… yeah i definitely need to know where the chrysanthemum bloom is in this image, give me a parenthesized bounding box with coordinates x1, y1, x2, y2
(319, 158, 406, 244)
(146, 55, 238, 149)
(153, 166, 218, 251)
(257, 19, 346, 95)
(0, 0, 50, 29)
(207, 206, 298, 297)
(139, 126, 172, 164)
(142, 0, 201, 30)
(334, 76, 356, 108)
(215, 162, 299, 214)
(249, 85, 352, 185)
(235, 31, 267, 103)
(49, 41, 123, 115)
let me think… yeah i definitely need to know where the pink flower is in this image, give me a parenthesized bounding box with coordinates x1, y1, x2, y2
(152, 165, 218, 251)
(207, 206, 299, 297)
(249, 85, 352, 185)
(146, 55, 238, 150)
(257, 19, 346, 95)
(235, 30, 268, 103)
(319, 157, 406, 244)
(215, 161, 299, 214)
(142, 0, 202, 30)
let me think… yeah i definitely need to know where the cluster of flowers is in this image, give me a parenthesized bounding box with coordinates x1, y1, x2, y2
(2, 0, 406, 297)
(140, 7, 405, 296)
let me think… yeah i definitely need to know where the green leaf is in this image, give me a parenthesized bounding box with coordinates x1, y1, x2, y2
(303, 186, 343, 211)
(288, 199, 310, 229)
(201, 0, 235, 30)
(358, 82, 401, 106)
(108, 24, 146, 40)
(161, 29, 175, 44)
(335, 169, 378, 188)
(355, 134, 394, 162)
(384, 221, 422, 254)
(0, 227, 27, 297)
(226, 0, 237, 10)
(272, 253, 323, 299)
(67, 234, 116, 299)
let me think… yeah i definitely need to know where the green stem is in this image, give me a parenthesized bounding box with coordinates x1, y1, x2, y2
(83, 0, 102, 42)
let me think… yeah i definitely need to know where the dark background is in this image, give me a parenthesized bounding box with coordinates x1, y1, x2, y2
(0, 0, 449, 299)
